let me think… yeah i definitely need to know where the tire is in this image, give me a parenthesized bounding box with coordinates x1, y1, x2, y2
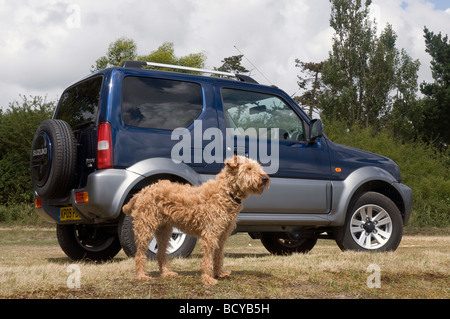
(56, 224, 122, 262)
(30, 119, 77, 199)
(119, 214, 197, 259)
(260, 232, 317, 255)
(335, 192, 403, 252)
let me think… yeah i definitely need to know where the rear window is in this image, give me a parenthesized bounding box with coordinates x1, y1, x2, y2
(55, 76, 103, 129)
(121, 76, 203, 130)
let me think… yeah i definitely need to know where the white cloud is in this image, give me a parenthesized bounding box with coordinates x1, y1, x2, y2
(0, 0, 448, 110)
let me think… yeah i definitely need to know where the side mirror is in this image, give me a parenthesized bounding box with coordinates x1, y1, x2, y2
(249, 105, 267, 114)
(308, 119, 323, 144)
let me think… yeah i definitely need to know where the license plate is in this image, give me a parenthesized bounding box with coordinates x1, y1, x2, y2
(59, 207, 82, 221)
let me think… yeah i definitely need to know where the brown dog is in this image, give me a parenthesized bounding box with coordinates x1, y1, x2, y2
(122, 155, 270, 285)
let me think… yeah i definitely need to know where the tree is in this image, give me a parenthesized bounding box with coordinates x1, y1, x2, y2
(389, 49, 422, 140)
(138, 42, 207, 71)
(294, 60, 324, 117)
(91, 39, 207, 73)
(91, 37, 137, 72)
(320, 0, 375, 125)
(318, 0, 420, 131)
(364, 24, 398, 126)
(215, 55, 249, 74)
(419, 27, 450, 145)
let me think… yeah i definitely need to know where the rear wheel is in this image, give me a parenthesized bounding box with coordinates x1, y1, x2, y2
(118, 214, 197, 259)
(260, 232, 317, 255)
(335, 192, 403, 252)
(56, 224, 122, 261)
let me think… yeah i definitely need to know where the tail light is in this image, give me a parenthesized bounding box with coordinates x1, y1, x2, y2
(97, 122, 113, 169)
(35, 197, 43, 208)
(75, 191, 89, 204)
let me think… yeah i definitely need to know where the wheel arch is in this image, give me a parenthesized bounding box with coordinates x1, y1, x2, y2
(349, 180, 406, 221)
(118, 157, 203, 215)
(123, 173, 194, 206)
(330, 166, 406, 226)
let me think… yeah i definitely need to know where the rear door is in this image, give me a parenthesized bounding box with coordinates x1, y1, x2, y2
(216, 85, 332, 214)
(54, 75, 103, 189)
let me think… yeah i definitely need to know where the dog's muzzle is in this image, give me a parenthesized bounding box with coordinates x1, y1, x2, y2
(260, 175, 270, 189)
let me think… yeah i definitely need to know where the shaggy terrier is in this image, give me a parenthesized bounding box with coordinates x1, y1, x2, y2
(122, 155, 270, 286)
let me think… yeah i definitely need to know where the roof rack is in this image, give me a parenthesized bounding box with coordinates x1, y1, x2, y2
(119, 60, 258, 84)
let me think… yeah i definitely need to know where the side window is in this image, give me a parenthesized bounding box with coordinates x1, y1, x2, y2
(122, 77, 203, 130)
(221, 88, 305, 141)
(55, 76, 103, 129)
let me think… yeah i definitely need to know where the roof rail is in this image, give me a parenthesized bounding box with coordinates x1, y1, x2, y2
(119, 60, 258, 84)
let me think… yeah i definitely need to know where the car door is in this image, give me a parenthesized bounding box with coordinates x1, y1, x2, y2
(216, 85, 332, 214)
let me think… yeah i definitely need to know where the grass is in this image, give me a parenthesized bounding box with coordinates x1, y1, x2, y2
(0, 226, 448, 299)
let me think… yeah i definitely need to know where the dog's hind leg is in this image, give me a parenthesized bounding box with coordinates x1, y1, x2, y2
(133, 216, 155, 281)
(155, 224, 178, 277)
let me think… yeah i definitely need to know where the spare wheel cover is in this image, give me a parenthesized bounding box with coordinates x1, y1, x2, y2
(30, 119, 77, 199)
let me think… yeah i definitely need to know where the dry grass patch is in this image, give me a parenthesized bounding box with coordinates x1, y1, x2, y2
(0, 228, 448, 299)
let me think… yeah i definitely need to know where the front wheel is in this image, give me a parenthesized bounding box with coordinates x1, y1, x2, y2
(335, 192, 404, 252)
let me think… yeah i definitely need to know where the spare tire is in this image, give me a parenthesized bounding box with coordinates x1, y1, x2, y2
(30, 119, 77, 199)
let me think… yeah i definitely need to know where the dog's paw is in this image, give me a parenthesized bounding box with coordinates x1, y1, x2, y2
(136, 274, 153, 281)
(216, 270, 231, 279)
(202, 274, 218, 286)
(162, 270, 179, 277)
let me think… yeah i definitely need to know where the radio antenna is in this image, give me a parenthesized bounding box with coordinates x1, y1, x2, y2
(234, 45, 273, 85)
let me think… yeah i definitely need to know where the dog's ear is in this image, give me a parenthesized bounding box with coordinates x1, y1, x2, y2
(225, 154, 239, 169)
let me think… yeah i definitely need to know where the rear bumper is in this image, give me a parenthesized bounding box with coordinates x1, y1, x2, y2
(35, 169, 143, 224)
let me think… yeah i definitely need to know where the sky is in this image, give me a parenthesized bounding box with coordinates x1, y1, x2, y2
(0, 0, 449, 111)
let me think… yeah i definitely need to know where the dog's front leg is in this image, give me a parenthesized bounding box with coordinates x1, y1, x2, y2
(200, 238, 218, 286)
(135, 250, 151, 281)
(213, 225, 234, 279)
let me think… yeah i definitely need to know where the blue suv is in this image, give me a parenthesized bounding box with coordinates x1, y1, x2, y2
(31, 61, 412, 261)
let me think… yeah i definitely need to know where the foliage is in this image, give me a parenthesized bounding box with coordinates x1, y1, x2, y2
(387, 49, 422, 141)
(320, 0, 420, 130)
(419, 27, 450, 146)
(138, 42, 207, 71)
(214, 55, 249, 74)
(296, 0, 421, 136)
(0, 96, 55, 205)
(0, 203, 46, 225)
(294, 60, 324, 117)
(90, 36, 138, 72)
(91, 39, 207, 73)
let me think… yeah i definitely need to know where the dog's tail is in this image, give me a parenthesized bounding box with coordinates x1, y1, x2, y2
(122, 195, 138, 216)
